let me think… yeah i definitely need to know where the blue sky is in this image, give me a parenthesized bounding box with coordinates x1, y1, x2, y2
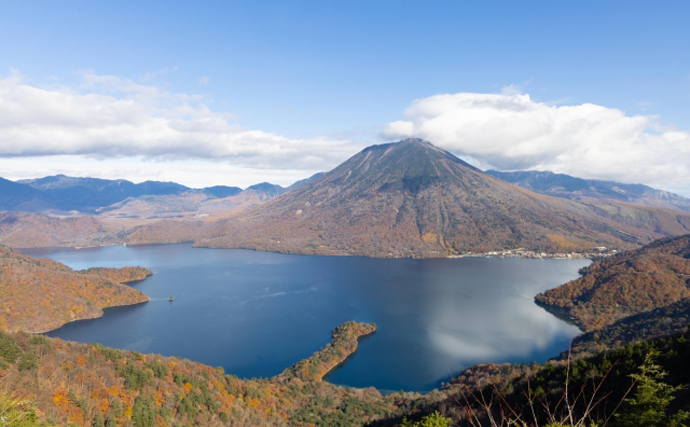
(0, 1, 689, 192)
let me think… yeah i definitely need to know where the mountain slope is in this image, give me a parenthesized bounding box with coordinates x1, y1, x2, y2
(571, 297, 690, 354)
(18, 175, 190, 212)
(197, 139, 690, 257)
(0, 246, 151, 332)
(0, 211, 124, 248)
(536, 234, 690, 331)
(0, 178, 45, 211)
(202, 185, 243, 198)
(488, 170, 690, 212)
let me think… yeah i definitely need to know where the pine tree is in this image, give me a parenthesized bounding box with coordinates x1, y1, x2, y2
(104, 413, 117, 427)
(92, 411, 104, 427)
(615, 351, 689, 427)
(131, 396, 156, 427)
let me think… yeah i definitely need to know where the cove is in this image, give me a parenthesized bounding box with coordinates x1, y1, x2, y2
(24, 244, 586, 392)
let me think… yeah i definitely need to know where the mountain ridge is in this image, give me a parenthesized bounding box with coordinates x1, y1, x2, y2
(1, 174, 301, 214)
(487, 169, 690, 212)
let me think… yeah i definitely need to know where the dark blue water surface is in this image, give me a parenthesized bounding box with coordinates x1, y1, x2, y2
(24, 244, 586, 392)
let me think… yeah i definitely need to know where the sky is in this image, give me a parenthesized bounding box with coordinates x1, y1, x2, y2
(1, 1, 689, 194)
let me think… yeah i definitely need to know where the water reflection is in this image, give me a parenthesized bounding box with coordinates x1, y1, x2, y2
(27, 245, 586, 391)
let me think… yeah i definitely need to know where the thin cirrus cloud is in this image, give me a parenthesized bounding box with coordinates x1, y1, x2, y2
(0, 69, 358, 171)
(383, 92, 690, 194)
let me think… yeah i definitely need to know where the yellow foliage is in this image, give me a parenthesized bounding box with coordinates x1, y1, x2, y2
(422, 233, 438, 244)
(247, 397, 261, 409)
(53, 392, 65, 406)
(545, 234, 579, 248)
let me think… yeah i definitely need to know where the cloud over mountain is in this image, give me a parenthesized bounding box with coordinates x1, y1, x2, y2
(384, 92, 690, 193)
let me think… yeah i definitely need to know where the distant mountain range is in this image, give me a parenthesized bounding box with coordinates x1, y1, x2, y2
(4, 167, 688, 218)
(195, 138, 690, 256)
(0, 174, 322, 213)
(15, 175, 189, 212)
(487, 170, 690, 212)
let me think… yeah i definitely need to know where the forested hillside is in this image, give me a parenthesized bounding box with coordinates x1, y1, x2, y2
(0, 323, 403, 427)
(394, 329, 690, 427)
(0, 246, 151, 333)
(571, 297, 690, 354)
(536, 234, 690, 331)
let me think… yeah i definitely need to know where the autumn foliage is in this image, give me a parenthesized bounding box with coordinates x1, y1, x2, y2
(0, 245, 152, 333)
(279, 321, 376, 382)
(0, 325, 399, 427)
(535, 234, 690, 331)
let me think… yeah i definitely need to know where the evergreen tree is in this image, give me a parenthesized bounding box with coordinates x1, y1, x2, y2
(131, 396, 156, 427)
(401, 411, 451, 427)
(92, 411, 104, 427)
(104, 413, 117, 427)
(615, 351, 689, 427)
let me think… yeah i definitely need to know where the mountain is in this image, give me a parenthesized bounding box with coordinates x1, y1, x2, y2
(0, 211, 123, 248)
(245, 182, 286, 199)
(536, 234, 690, 331)
(0, 168, 329, 217)
(0, 174, 296, 214)
(0, 246, 151, 332)
(0, 177, 44, 211)
(487, 170, 690, 212)
(196, 139, 690, 257)
(202, 185, 243, 198)
(17, 175, 190, 212)
(286, 172, 325, 191)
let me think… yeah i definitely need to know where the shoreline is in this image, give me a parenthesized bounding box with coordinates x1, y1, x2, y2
(278, 322, 377, 383)
(16, 239, 617, 261)
(33, 298, 150, 335)
(14, 269, 153, 335)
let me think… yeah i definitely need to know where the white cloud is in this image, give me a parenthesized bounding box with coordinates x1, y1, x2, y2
(0, 69, 359, 171)
(383, 92, 690, 194)
(198, 76, 210, 86)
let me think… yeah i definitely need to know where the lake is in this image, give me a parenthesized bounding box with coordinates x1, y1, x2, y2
(25, 244, 586, 392)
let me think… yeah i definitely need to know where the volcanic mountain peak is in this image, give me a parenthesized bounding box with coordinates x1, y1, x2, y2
(193, 138, 690, 257)
(291, 138, 483, 199)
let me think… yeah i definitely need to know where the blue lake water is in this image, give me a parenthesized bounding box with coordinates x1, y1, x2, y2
(24, 244, 586, 392)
